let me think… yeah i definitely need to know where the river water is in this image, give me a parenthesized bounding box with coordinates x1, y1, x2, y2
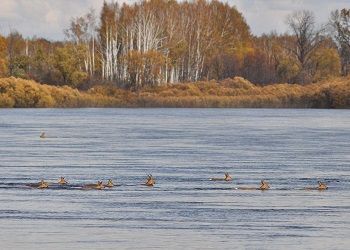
(0, 109, 349, 249)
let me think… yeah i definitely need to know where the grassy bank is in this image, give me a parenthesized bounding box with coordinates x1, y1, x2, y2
(0, 77, 349, 108)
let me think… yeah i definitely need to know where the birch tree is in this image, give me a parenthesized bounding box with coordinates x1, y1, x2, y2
(65, 9, 98, 79)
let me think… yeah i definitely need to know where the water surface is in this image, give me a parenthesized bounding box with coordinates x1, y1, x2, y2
(0, 109, 349, 249)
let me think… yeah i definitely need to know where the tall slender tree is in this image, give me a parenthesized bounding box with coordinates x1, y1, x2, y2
(287, 10, 324, 83)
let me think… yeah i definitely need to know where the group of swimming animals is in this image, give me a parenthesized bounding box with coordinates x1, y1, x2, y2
(27, 173, 328, 191)
(28, 177, 117, 190)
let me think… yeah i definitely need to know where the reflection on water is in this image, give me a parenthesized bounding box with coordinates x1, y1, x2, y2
(0, 109, 349, 249)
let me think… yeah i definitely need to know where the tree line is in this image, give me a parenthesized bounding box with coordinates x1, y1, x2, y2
(0, 0, 349, 90)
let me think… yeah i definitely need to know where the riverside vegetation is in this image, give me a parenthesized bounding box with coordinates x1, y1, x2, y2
(0, 1, 350, 108)
(0, 76, 349, 108)
(1, 1, 350, 89)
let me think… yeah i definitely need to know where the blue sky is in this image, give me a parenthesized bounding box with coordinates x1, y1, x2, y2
(0, 0, 348, 40)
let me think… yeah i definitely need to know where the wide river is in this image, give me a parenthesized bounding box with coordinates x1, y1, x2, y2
(0, 109, 349, 250)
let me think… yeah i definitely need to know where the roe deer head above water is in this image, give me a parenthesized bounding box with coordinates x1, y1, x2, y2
(318, 181, 328, 190)
(259, 180, 270, 190)
(58, 177, 68, 185)
(105, 179, 114, 188)
(145, 174, 155, 186)
(38, 179, 49, 189)
(210, 172, 232, 181)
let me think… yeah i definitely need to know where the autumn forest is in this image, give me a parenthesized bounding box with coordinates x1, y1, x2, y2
(0, 0, 349, 108)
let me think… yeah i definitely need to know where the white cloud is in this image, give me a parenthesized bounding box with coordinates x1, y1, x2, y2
(45, 10, 59, 23)
(0, 0, 19, 19)
(0, 0, 108, 39)
(229, 0, 349, 35)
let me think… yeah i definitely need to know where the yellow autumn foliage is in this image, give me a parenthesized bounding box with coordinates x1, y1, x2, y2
(0, 76, 349, 108)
